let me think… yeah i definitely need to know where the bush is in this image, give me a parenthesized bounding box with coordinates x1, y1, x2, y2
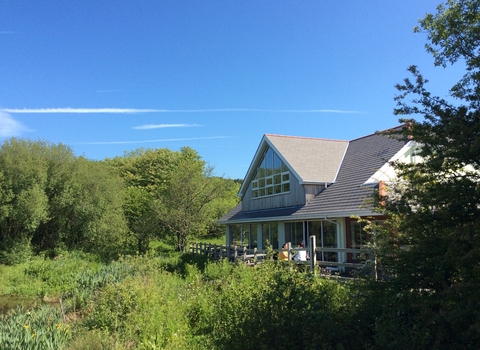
(84, 269, 190, 349)
(185, 260, 355, 350)
(0, 238, 33, 266)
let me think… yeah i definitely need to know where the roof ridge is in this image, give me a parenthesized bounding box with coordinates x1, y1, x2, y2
(349, 124, 405, 142)
(265, 134, 348, 142)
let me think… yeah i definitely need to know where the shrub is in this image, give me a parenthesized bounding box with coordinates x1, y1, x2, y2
(185, 260, 355, 350)
(84, 271, 190, 349)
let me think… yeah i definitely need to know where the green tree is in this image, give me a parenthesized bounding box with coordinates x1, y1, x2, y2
(0, 139, 50, 263)
(365, 1, 480, 348)
(64, 158, 129, 259)
(110, 147, 239, 252)
(123, 186, 158, 254)
(154, 147, 231, 252)
(0, 139, 129, 263)
(108, 148, 179, 253)
(205, 178, 241, 237)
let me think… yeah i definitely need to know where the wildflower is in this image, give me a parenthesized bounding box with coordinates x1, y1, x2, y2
(32, 334, 36, 338)
(23, 325, 29, 329)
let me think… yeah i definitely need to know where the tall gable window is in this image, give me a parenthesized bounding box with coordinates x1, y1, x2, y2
(252, 146, 290, 198)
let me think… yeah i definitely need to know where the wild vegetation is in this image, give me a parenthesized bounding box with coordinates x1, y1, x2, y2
(1, 0, 480, 348)
(0, 141, 240, 265)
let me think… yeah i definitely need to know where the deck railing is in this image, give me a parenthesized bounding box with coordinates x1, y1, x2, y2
(189, 238, 375, 277)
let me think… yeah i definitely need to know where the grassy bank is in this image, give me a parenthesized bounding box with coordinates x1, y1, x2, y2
(0, 247, 359, 350)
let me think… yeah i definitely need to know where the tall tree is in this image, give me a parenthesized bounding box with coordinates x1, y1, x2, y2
(0, 139, 51, 263)
(154, 147, 231, 252)
(0, 139, 129, 263)
(364, 1, 480, 348)
(108, 148, 179, 253)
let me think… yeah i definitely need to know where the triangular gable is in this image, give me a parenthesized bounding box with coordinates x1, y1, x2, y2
(363, 140, 419, 186)
(238, 134, 349, 197)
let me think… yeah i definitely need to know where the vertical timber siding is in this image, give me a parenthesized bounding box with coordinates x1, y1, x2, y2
(242, 175, 305, 211)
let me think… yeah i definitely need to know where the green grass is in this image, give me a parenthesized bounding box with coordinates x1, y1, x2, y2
(192, 235, 226, 245)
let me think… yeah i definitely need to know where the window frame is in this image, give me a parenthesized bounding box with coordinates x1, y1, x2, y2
(252, 147, 290, 199)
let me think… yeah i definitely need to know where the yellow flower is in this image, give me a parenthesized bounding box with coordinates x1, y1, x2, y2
(32, 334, 36, 338)
(23, 325, 29, 329)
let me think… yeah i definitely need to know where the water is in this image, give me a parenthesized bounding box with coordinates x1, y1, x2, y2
(0, 295, 39, 314)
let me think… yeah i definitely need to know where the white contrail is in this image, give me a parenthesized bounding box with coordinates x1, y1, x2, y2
(133, 124, 202, 130)
(3, 108, 364, 114)
(76, 136, 229, 145)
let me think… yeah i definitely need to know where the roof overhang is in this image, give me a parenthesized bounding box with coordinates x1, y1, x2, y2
(217, 209, 379, 225)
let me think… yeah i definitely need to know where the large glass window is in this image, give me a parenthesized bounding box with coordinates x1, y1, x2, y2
(349, 220, 385, 259)
(252, 147, 290, 198)
(350, 221, 367, 250)
(308, 220, 338, 262)
(261, 223, 279, 249)
(284, 221, 304, 247)
(229, 224, 252, 247)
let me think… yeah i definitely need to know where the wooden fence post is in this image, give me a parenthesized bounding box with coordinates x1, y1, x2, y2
(310, 235, 316, 276)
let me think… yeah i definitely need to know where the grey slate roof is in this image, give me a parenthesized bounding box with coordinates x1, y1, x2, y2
(219, 128, 406, 224)
(267, 135, 349, 184)
(238, 134, 349, 197)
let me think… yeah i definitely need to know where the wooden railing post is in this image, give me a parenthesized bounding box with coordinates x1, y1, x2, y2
(310, 236, 316, 276)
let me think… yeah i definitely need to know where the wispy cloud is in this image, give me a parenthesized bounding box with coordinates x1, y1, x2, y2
(3, 108, 364, 114)
(134, 124, 202, 130)
(76, 136, 229, 145)
(3, 108, 159, 114)
(0, 112, 30, 137)
(96, 90, 131, 93)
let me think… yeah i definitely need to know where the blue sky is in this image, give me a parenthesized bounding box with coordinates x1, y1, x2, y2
(0, 0, 461, 179)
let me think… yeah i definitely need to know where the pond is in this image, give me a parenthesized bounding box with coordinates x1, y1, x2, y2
(0, 295, 40, 314)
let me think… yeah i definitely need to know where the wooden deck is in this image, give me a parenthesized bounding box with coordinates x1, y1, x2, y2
(189, 240, 375, 278)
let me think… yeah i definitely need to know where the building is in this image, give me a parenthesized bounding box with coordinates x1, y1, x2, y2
(218, 125, 418, 266)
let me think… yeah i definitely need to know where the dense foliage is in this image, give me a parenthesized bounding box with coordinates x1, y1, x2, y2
(0, 140, 239, 262)
(0, 139, 128, 264)
(108, 146, 240, 253)
(364, 0, 480, 348)
(0, 253, 358, 350)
